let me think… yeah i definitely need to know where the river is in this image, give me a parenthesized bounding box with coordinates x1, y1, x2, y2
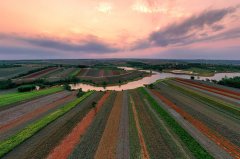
(71, 67, 240, 91)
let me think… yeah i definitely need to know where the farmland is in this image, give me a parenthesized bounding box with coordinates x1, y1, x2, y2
(0, 60, 239, 159)
(77, 68, 149, 86)
(0, 77, 239, 158)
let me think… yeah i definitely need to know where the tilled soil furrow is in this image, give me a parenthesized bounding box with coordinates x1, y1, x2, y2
(175, 78, 240, 100)
(0, 92, 75, 133)
(130, 95, 150, 159)
(47, 91, 111, 159)
(2, 92, 102, 159)
(156, 83, 240, 147)
(116, 91, 130, 159)
(151, 89, 240, 159)
(94, 92, 123, 159)
(69, 92, 116, 159)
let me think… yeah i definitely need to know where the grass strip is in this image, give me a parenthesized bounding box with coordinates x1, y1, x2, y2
(0, 91, 94, 158)
(0, 87, 64, 107)
(165, 80, 240, 117)
(139, 87, 213, 159)
(69, 68, 81, 78)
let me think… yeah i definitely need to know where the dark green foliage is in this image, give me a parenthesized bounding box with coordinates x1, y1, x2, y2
(77, 88, 84, 97)
(218, 76, 240, 89)
(0, 64, 21, 68)
(18, 84, 36, 92)
(0, 80, 16, 89)
(64, 84, 71, 91)
(127, 61, 240, 73)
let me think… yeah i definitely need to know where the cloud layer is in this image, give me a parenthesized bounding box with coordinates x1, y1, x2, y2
(133, 6, 240, 49)
(0, 33, 120, 53)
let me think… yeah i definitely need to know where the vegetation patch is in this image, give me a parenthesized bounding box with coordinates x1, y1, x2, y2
(139, 87, 213, 159)
(0, 91, 94, 158)
(0, 86, 64, 107)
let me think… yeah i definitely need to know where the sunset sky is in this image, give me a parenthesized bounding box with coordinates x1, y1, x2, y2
(0, 0, 240, 59)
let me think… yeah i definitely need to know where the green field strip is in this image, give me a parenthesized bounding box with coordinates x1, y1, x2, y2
(0, 87, 64, 107)
(69, 68, 81, 78)
(0, 91, 94, 157)
(165, 80, 240, 118)
(128, 95, 141, 159)
(139, 87, 213, 159)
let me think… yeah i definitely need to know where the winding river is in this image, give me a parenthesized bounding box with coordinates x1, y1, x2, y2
(71, 67, 240, 91)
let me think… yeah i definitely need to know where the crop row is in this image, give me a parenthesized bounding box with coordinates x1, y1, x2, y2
(166, 80, 240, 118)
(150, 88, 240, 158)
(0, 86, 64, 108)
(0, 91, 94, 157)
(175, 78, 240, 100)
(154, 81, 240, 147)
(69, 92, 117, 159)
(48, 91, 110, 159)
(139, 87, 213, 159)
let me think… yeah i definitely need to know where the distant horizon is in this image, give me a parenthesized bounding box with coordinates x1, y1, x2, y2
(1, 1, 240, 59)
(1, 58, 240, 61)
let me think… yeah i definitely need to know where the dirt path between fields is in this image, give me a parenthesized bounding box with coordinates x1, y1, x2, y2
(130, 96, 150, 159)
(47, 91, 111, 159)
(146, 88, 234, 159)
(116, 91, 130, 159)
(94, 92, 123, 159)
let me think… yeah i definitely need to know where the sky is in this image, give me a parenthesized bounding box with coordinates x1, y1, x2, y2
(0, 0, 240, 60)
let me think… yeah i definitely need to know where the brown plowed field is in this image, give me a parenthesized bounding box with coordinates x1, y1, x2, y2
(94, 92, 123, 159)
(116, 91, 130, 159)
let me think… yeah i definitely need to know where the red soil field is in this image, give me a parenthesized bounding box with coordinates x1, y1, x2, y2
(130, 96, 150, 159)
(47, 91, 111, 159)
(0, 92, 76, 133)
(24, 67, 57, 78)
(151, 90, 240, 159)
(175, 78, 240, 100)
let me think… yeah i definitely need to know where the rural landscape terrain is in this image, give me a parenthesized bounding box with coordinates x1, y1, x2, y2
(1, 0, 240, 158)
(0, 59, 239, 159)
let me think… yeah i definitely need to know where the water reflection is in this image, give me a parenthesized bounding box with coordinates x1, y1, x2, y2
(71, 67, 240, 91)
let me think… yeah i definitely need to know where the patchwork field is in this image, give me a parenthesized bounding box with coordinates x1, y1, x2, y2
(77, 68, 149, 85)
(0, 77, 239, 159)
